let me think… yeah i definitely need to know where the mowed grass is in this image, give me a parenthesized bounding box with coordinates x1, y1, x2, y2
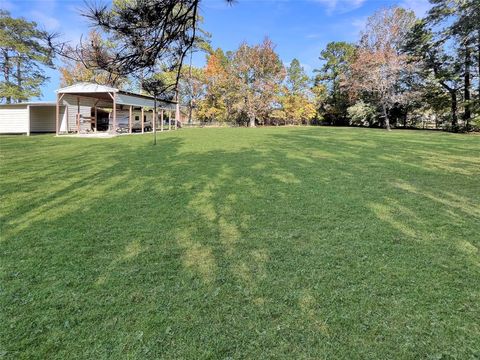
(1, 127, 479, 359)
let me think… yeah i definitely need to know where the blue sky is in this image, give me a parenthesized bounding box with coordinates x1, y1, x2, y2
(1, 0, 431, 101)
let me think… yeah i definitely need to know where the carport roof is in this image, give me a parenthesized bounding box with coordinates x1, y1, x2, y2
(56, 83, 118, 94)
(56, 82, 176, 109)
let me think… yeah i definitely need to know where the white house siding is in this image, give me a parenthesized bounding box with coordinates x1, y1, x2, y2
(0, 105, 29, 134)
(60, 94, 94, 132)
(29, 106, 64, 133)
(59, 106, 68, 132)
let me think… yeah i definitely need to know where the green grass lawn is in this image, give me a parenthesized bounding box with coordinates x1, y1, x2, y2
(1, 127, 479, 359)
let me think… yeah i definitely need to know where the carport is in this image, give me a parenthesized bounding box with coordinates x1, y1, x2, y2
(56, 83, 180, 135)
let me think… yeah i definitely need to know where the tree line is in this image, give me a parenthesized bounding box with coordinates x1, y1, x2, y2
(180, 1, 479, 131)
(191, 40, 316, 127)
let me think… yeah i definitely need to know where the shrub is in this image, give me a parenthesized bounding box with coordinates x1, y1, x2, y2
(347, 101, 377, 126)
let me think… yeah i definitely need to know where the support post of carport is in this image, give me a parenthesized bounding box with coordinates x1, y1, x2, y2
(56, 93, 60, 135)
(77, 96, 80, 134)
(93, 99, 100, 133)
(160, 109, 164, 132)
(94, 107, 98, 133)
(109, 92, 117, 134)
(141, 107, 144, 133)
(129, 105, 133, 134)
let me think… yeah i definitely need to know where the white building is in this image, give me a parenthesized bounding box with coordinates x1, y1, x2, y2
(0, 82, 182, 135)
(0, 102, 61, 135)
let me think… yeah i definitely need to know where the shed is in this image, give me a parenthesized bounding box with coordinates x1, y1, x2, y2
(0, 102, 66, 135)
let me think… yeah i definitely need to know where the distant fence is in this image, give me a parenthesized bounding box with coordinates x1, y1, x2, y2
(181, 121, 233, 128)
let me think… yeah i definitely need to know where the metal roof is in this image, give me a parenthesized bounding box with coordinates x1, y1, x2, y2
(0, 102, 56, 107)
(56, 82, 177, 109)
(56, 83, 118, 94)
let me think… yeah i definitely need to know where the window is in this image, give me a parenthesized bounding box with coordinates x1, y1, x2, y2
(135, 115, 140, 121)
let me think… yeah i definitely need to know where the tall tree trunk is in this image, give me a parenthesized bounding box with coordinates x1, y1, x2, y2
(16, 57, 22, 103)
(3, 50, 11, 104)
(463, 44, 471, 130)
(332, 74, 337, 124)
(382, 103, 391, 131)
(188, 99, 193, 124)
(153, 95, 157, 145)
(450, 90, 458, 130)
(249, 113, 256, 127)
(478, 30, 480, 98)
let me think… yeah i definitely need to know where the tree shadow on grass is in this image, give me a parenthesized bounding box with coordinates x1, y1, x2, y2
(1, 128, 479, 359)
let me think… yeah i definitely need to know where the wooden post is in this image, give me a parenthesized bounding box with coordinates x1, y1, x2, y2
(55, 93, 60, 135)
(77, 96, 80, 134)
(129, 105, 133, 134)
(160, 109, 164, 132)
(168, 110, 171, 131)
(94, 106, 98, 133)
(112, 93, 116, 134)
(91, 99, 100, 133)
(141, 107, 144, 133)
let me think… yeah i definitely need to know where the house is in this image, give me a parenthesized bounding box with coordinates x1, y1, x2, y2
(0, 82, 183, 135)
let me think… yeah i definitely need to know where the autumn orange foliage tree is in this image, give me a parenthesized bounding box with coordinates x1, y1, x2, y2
(197, 49, 229, 122)
(197, 39, 287, 126)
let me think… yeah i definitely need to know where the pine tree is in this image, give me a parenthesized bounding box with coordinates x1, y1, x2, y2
(286, 59, 310, 96)
(282, 59, 316, 124)
(0, 10, 53, 103)
(58, 30, 128, 88)
(315, 41, 356, 124)
(435, 0, 479, 129)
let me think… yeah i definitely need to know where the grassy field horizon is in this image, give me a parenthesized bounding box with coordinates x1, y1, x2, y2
(1, 127, 479, 358)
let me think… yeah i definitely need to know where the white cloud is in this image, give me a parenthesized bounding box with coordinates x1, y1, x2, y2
(400, 0, 431, 17)
(314, 0, 366, 15)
